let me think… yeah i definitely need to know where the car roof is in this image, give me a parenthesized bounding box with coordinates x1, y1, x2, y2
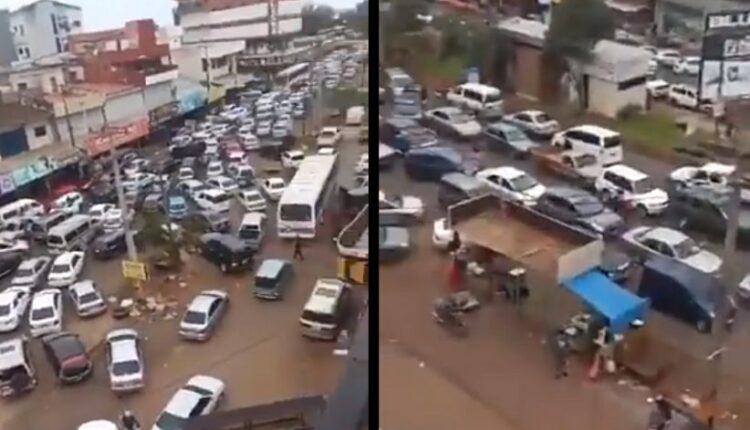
(304, 278, 347, 314)
(440, 172, 485, 191)
(109, 335, 139, 363)
(0, 288, 23, 305)
(201, 232, 246, 249)
(643, 227, 687, 244)
(267, 177, 284, 184)
(431, 106, 462, 115)
(568, 124, 619, 137)
(408, 146, 462, 161)
(189, 293, 221, 313)
(256, 258, 288, 278)
(545, 186, 593, 200)
(605, 164, 648, 180)
(0, 338, 27, 370)
(42, 332, 85, 359)
(481, 166, 525, 179)
(19, 256, 48, 270)
(33, 290, 59, 307)
(202, 188, 226, 197)
(241, 212, 265, 224)
(53, 252, 79, 265)
(70, 280, 96, 295)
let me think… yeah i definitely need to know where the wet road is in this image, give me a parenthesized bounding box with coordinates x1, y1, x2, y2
(378, 105, 750, 428)
(0, 125, 366, 429)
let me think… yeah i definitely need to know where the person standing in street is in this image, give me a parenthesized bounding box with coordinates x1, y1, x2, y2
(550, 330, 569, 379)
(120, 410, 141, 430)
(293, 235, 304, 261)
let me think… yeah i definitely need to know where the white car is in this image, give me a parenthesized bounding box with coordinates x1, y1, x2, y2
(424, 107, 482, 138)
(193, 188, 232, 213)
(106, 328, 145, 393)
(502, 110, 560, 138)
(220, 106, 248, 121)
(354, 153, 369, 175)
(47, 251, 85, 288)
(206, 160, 224, 178)
(655, 49, 681, 67)
(11, 256, 51, 289)
(29, 289, 63, 337)
(646, 79, 670, 98)
(68, 280, 107, 317)
(238, 122, 255, 135)
(432, 218, 455, 250)
(261, 177, 286, 201)
(122, 172, 156, 191)
(256, 120, 273, 137)
(78, 421, 118, 430)
(206, 176, 239, 195)
(123, 158, 149, 176)
(272, 122, 291, 139)
(0, 286, 31, 332)
(102, 208, 132, 232)
(669, 162, 733, 189)
(88, 204, 116, 223)
(54, 191, 85, 214)
(239, 132, 260, 150)
(475, 167, 546, 206)
(152, 375, 225, 430)
(673, 56, 700, 75)
(316, 127, 342, 147)
(177, 166, 195, 181)
(225, 150, 249, 166)
(317, 146, 337, 156)
(292, 104, 305, 118)
(378, 191, 425, 222)
(179, 290, 229, 341)
(281, 150, 305, 169)
(237, 188, 267, 212)
(210, 123, 232, 138)
(0, 238, 29, 256)
(622, 226, 723, 275)
(179, 179, 209, 201)
(594, 164, 669, 216)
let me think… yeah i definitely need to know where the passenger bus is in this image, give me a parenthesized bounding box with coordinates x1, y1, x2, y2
(275, 62, 310, 89)
(46, 214, 96, 254)
(277, 154, 338, 239)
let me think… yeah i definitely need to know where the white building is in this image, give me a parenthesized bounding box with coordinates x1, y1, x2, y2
(5, 52, 84, 93)
(9, 0, 83, 62)
(157, 26, 184, 51)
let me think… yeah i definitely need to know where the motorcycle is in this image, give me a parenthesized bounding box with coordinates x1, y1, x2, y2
(432, 300, 468, 337)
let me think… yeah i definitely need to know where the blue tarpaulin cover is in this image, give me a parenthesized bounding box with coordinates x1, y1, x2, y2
(563, 270, 649, 333)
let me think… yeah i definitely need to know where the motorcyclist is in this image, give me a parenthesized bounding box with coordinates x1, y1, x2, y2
(433, 296, 460, 324)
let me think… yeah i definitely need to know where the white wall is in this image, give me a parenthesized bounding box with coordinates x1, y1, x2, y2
(55, 90, 147, 145)
(587, 76, 647, 118)
(9, 66, 66, 92)
(182, 17, 302, 44)
(24, 121, 54, 150)
(171, 45, 233, 82)
(10, 0, 82, 61)
(143, 81, 174, 111)
(180, 0, 303, 29)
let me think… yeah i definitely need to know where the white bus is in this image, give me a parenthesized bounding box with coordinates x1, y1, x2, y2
(46, 214, 96, 254)
(277, 154, 338, 239)
(299, 278, 351, 340)
(275, 62, 310, 89)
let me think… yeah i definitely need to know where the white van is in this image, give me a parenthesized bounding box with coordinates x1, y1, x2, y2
(346, 106, 366, 126)
(551, 125, 623, 166)
(46, 215, 96, 254)
(385, 68, 414, 97)
(194, 188, 232, 213)
(299, 278, 351, 340)
(0, 199, 44, 226)
(238, 212, 266, 250)
(668, 84, 712, 111)
(445, 83, 504, 119)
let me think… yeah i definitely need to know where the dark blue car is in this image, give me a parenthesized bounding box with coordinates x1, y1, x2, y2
(404, 146, 478, 182)
(379, 118, 438, 154)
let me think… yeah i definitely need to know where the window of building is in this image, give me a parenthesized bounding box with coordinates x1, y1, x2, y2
(25, 47, 30, 57)
(18, 25, 24, 36)
(17, 82, 28, 91)
(202, 58, 208, 72)
(51, 14, 58, 34)
(33, 126, 47, 138)
(56, 38, 62, 53)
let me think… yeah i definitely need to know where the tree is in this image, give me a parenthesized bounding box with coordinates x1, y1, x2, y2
(544, 0, 614, 110)
(341, 0, 368, 35)
(384, 0, 428, 35)
(301, 4, 336, 35)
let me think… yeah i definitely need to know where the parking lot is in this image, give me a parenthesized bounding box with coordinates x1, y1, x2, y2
(0, 70, 368, 430)
(378, 96, 750, 428)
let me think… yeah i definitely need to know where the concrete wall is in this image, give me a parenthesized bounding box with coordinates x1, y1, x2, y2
(9, 66, 67, 92)
(182, 18, 302, 43)
(587, 76, 646, 118)
(56, 90, 147, 144)
(172, 45, 234, 82)
(0, 10, 17, 67)
(10, 0, 83, 61)
(24, 120, 54, 150)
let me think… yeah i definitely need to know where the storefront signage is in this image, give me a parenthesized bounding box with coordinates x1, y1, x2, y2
(85, 118, 149, 156)
(0, 174, 15, 195)
(122, 260, 149, 282)
(706, 11, 750, 31)
(11, 157, 56, 187)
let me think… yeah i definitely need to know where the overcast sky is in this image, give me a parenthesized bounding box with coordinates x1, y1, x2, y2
(0, 0, 359, 31)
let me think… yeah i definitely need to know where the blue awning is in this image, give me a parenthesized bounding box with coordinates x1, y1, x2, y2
(562, 270, 649, 333)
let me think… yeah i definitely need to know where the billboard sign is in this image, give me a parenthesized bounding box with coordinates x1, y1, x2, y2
(700, 10, 750, 101)
(85, 118, 149, 157)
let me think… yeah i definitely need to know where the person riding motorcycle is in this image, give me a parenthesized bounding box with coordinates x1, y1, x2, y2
(432, 296, 461, 324)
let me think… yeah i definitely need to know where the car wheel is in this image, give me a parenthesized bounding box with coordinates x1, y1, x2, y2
(696, 319, 709, 333)
(600, 189, 612, 202)
(636, 205, 649, 218)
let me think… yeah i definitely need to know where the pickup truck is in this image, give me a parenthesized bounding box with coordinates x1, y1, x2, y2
(529, 147, 603, 189)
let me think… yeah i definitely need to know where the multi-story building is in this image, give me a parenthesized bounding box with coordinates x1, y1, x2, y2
(653, 0, 748, 41)
(0, 10, 17, 67)
(173, 0, 304, 80)
(9, 0, 83, 62)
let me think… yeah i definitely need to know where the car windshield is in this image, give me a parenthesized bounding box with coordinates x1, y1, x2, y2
(78, 292, 99, 304)
(170, 200, 186, 210)
(239, 228, 259, 240)
(155, 412, 185, 430)
(50, 264, 69, 274)
(536, 113, 552, 122)
(509, 174, 537, 192)
(255, 275, 277, 289)
(280, 203, 311, 222)
(183, 310, 206, 325)
(320, 131, 336, 138)
(31, 307, 53, 320)
(0, 305, 10, 316)
(452, 113, 473, 124)
(674, 237, 700, 259)
(631, 177, 654, 194)
(112, 360, 140, 376)
(603, 136, 621, 148)
(505, 127, 526, 141)
(14, 268, 34, 278)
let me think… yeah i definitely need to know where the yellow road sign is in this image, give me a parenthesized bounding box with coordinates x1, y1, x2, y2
(122, 260, 148, 282)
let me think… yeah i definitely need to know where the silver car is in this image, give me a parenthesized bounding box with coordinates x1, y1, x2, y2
(621, 226, 722, 275)
(11, 256, 51, 289)
(68, 280, 107, 318)
(179, 290, 229, 341)
(106, 328, 145, 392)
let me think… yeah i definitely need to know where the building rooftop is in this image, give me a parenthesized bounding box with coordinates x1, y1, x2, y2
(0, 102, 51, 133)
(12, 0, 81, 13)
(495, 17, 547, 48)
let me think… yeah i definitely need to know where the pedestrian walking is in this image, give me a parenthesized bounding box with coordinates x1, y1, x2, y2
(120, 410, 141, 430)
(293, 235, 304, 261)
(725, 295, 738, 332)
(550, 330, 569, 379)
(447, 231, 461, 254)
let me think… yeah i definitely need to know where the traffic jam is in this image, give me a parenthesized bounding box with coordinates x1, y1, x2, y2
(0, 46, 369, 430)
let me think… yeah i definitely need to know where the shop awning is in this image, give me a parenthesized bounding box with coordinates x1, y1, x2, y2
(562, 270, 648, 333)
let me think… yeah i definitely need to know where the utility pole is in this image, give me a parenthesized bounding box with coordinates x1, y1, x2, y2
(101, 101, 138, 262)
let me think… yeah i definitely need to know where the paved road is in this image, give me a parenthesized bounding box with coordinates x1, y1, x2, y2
(378, 101, 750, 428)
(0, 124, 366, 429)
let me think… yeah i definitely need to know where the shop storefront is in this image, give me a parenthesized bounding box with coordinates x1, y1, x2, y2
(85, 117, 149, 157)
